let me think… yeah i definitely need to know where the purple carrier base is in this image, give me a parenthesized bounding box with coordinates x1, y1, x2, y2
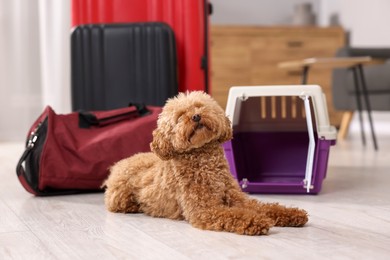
(223, 132, 336, 194)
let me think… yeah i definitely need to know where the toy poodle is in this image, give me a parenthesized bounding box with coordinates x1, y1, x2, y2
(103, 91, 308, 235)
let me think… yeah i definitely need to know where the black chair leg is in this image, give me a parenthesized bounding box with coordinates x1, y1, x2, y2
(357, 64, 378, 151)
(352, 67, 366, 146)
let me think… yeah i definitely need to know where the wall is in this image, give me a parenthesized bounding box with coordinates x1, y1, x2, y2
(339, 0, 390, 47)
(320, 0, 390, 47)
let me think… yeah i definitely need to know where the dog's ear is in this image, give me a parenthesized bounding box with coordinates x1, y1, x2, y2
(150, 129, 175, 160)
(218, 116, 233, 143)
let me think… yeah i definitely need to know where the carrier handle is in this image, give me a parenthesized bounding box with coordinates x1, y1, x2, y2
(78, 103, 150, 128)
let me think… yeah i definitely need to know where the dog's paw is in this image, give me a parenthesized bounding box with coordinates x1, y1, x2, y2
(274, 208, 308, 227)
(242, 216, 275, 236)
(191, 209, 275, 236)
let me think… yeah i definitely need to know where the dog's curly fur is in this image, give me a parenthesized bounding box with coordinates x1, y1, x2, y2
(103, 91, 308, 235)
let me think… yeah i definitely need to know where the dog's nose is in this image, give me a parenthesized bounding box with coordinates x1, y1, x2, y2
(192, 114, 201, 122)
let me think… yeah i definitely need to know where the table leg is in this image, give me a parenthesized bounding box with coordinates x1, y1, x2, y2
(301, 66, 309, 84)
(357, 64, 378, 151)
(352, 67, 366, 146)
(338, 111, 354, 140)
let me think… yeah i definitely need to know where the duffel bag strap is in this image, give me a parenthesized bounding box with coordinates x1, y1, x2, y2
(78, 103, 151, 128)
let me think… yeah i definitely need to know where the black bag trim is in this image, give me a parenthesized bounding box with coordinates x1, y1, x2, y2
(16, 117, 101, 196)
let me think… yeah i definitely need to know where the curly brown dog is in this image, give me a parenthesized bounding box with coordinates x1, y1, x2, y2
(103, 91, 308, 235)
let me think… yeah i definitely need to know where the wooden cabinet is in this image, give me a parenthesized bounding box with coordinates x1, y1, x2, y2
(210, 26, 346, 127)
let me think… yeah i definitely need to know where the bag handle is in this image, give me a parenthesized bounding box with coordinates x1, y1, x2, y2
(78, 103, 151, 128)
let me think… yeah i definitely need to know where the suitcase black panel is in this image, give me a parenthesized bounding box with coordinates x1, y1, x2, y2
(71, 22, 178, 111)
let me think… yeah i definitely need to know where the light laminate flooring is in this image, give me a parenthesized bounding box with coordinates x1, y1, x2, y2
(1, 130, 390, 259)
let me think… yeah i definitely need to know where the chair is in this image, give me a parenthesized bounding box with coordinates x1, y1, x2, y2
(332, 47, 390, 150)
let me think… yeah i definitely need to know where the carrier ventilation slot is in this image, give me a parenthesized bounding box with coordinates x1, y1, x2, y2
(259, 96, 306, 120)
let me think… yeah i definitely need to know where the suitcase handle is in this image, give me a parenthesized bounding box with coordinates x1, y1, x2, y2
(78, 103, 151, 128)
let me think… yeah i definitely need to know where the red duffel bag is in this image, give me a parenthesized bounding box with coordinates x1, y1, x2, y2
(16, 104, 161, 196)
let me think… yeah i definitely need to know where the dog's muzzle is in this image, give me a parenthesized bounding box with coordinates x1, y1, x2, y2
(188, 115, 209, 142)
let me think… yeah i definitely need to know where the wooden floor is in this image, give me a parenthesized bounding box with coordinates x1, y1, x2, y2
(1, 130, 390, 259)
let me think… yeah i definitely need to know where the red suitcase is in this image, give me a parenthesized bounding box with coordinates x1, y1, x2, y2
(71, 0, 212, 94)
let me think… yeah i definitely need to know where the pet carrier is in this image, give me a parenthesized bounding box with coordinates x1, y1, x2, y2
(224, 85, 336, 194)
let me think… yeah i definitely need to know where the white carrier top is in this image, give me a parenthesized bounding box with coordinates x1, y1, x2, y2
(225, 85, 337, 140)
